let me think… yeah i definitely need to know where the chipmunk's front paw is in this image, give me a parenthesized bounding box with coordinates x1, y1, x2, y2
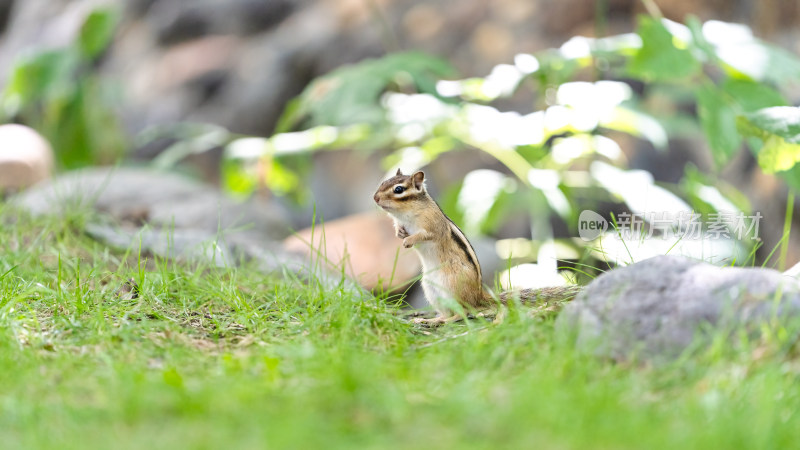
(402, 237, 414, 248)
(396, 226, 410, 239)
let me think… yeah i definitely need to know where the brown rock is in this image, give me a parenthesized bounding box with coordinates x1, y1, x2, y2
(470, 21, 514, 65)
(490, 0, 537, 24)
(402, 4, 445, 42)
(153, 35, 239, 91)
(0, 124, 54, 192)
(282, 211, 420, 291)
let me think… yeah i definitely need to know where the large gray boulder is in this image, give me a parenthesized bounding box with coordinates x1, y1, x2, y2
(13, 167, 290, 241)
(11, 166, 293, 268)
(10, 167, 362, 290)
(557, 255, 800, 361)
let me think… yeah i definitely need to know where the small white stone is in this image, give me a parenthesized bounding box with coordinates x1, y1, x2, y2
(0, 124, 54, 192)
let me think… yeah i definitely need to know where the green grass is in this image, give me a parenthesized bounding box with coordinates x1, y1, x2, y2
(0, 205, 799, 449)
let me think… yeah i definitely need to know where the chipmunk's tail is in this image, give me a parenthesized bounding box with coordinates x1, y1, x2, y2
(496, 285, 583, 304)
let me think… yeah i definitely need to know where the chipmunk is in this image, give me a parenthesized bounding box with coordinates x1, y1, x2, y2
(373, 169, 582, 325)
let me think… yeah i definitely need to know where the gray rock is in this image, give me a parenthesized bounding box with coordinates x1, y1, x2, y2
(0, 0, 13, 34)
(557, 255, 800, 361)
(151, 2, 213, 46)
(13, 167, 290, 241)
(85, 223, 237, 267)
(83, 223, 359, 293)
(12, 167, 361, 292)
(147, 0, 297, 46)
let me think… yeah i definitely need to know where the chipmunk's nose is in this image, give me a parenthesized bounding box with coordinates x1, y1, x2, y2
(373, 193, 379, 203)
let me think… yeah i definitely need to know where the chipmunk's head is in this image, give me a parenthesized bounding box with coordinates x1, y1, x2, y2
(373, 169, 427, 212)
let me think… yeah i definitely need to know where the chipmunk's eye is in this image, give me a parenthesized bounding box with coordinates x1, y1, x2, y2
(393, 186, 405, 194)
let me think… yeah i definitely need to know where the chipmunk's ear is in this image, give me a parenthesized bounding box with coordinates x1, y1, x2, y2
(411, 171, 425, 190)
(396, 168, 403, 176)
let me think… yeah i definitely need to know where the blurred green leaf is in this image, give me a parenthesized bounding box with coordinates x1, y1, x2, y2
(590, 161, 692, 216)
(381, 136, 458, 172)
(685, 15, 716, 62)
(758, 44, 800, 84)
(721, 79, 787, 112)
(696, 84, 741, 165)
(756, 135, 800, 174)
(222, 145, 305, 200)
(627, 16, 700, 81)
(737, 107, 800, 174)
(3, 51, 76, 108)
(152, 125, 229, 170)
(438, 181, 465, 227)
(222, 158, 259, 198)
(52, 88, 93, 169)
(274, 97, 302, 134)
(534, 51, 580, 91)
(719, 41, 800, 85)
(480, 188, 521, 235)
(265, 159, 301, 197)
(78, 8, 119, 59)
(278, 51, 455, 131)
(601, 105, 668, 149)
(44, 79, 126, 169)
(454, 170, 518, 235)
(778, 164, 800, 192)
(739, 107, 800, 143)
(682, 164, 750, 215)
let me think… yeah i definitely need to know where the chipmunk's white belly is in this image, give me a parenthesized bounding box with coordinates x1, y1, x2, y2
(397, 217, 420, 235)
(391, 215, 454, 313)
(415, 242, 453, 314)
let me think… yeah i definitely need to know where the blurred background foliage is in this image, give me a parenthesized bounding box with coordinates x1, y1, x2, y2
(2, 0, 800, 273)
(222, 9, 800, 269)
(1, 7, 125, 168)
